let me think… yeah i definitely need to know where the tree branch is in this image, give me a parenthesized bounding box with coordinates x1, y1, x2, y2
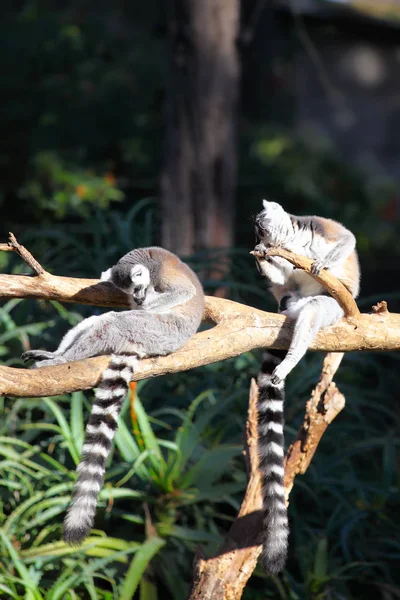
(251, 247, 359, 318)
(0, 236, 398, 398)
(1, 232, 47, 276)
(187, 353, 346, 600)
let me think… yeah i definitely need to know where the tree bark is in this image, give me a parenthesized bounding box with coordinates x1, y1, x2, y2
(0, 237, 398, 398)
(161, 0, 240, 255)
(187, 352, 346, 600)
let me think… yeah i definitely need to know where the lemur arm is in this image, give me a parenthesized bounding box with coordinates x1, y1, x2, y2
(141, 283, 195, 312)
(311, 223, 356, 275)
(253, 243, 292, 286)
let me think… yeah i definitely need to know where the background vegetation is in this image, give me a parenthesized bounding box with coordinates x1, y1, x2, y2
(0, 1, 399, 599)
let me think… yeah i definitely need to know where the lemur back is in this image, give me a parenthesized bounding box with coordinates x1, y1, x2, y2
(22, 247, 204, 544)
(252, 201, 360, 574)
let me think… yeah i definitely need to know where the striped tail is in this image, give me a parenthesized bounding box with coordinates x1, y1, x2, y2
(257, 351, 289, 575)
(63, 355, 139, 544)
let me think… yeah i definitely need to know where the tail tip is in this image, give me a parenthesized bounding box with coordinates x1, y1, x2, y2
(63, 523, 91, 546)
(261, 547, 287, 576)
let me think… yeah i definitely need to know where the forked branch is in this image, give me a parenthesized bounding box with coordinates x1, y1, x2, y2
(251, 247, 359, 318)
(0, 235, 398, 398)
(187, 353, 346, 600)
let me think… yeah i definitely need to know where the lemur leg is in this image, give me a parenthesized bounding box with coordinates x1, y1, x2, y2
(31, 313, 126, 367)
(22, 315, 101, 364)
(55, 315, 100, 355)
(271, 296, 343, 385)
(31, 311, 171, 368)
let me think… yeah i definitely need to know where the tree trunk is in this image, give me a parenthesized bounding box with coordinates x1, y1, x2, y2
(161, 0, 240, 256)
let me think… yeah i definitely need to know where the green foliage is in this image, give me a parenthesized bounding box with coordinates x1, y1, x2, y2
(0, 281, 399, 598)
(241, 127, 400, 253)
(19, 151, 124, 218)
(0, 2, 165, 226)
(0, 298, 246, 598)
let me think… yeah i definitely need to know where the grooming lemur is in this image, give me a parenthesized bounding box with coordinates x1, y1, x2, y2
(253, 200, 360, 574)
(22, 247, 204, 545)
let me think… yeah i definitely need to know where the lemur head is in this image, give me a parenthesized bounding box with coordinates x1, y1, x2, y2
(101, 260, 151, 305)
(255, 200, 292, 242)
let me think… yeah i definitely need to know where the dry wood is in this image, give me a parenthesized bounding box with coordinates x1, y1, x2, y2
(187, 353, 346, 600)
(251, 247, 359, 318)
(0, 236, 398, 397)
(1, 232, 47, 276)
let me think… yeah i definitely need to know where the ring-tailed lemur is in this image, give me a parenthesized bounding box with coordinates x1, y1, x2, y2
(253, 200, 360, 574)
(22, 247, 204, 545)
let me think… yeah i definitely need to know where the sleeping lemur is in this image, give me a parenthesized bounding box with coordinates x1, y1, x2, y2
(22, 247, 204, 545)
(253, 200, 360, 574)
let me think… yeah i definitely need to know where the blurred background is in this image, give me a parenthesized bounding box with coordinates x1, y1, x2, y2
(0, 1, 399, 598)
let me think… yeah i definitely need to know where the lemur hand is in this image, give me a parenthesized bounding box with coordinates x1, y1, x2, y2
(310, 259, 328, 276)
(252, 243, 269, 259)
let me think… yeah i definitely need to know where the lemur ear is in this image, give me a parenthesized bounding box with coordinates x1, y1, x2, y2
(100, 268, 112, 282)
(130, 264, 150, 284)
(262, 199, 269, 209)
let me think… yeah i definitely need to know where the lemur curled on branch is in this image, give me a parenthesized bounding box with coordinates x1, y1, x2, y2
(253, 200, 360, 575)
(22, 247, 204, 545)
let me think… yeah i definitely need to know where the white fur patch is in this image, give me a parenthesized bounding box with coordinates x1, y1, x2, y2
(95, 386, 127, 401)
(265, 463, 285, 477)
(81, 443, 109, 459)
(76, 479, 101, 493)
(266, 442, 284, 457)
(77, 462, 104, 476)
(86, 422, 115, 440)
(130, 264, 150, 287)
(268, 481, 285, 496)
(100, 268, 112, 282)
(259, 421, 283, 435)
(258, 399, 283, 412)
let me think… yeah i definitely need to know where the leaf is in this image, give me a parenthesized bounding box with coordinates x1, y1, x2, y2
(0, 530, 44, 600)
(119, 537, 165, 600)
(134, 396, 165, 472)
(70, 392, 85, 452)
(179, 446, 242, 489)
(44, 399, 80, 464)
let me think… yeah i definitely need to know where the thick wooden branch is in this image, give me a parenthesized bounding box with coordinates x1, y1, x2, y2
(0, 295, 398, 397)
(187, 353, 346, 600)
(0, 234, 398, 398)
(251, 247, 359, 318)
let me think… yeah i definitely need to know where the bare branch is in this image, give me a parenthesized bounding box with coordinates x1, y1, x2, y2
(0, 274, 398, 397)
(187, 353, 346, 600)
(284, 352, 345, 496)
(1, 233, 47, 276)
(251, 247, 360, 318)
(0, 238, 398, 397)
(188, 379, 262, 600)
(0, 301, 399, 397)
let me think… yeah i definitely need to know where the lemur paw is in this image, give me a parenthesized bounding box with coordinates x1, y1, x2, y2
(310, 259, 327, 276)
(271, 364, 288, 386)
(253, 242, 268, 258)
(21, 350, 56, 363)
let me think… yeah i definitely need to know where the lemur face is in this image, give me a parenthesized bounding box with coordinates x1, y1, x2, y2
(101, 263, 151, 305)
(255, 200, 287, 238)
(129, 265, 151, 304)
